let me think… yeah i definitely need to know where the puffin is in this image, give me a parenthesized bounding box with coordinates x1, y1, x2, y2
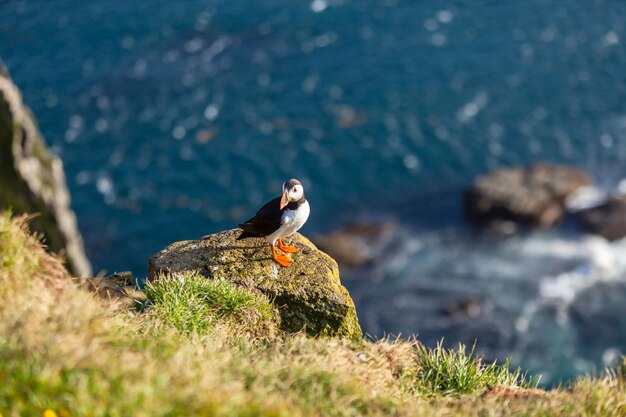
(237, 179, 310, 267)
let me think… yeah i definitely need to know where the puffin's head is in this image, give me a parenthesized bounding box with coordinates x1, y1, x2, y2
(280, 179, 304, 209)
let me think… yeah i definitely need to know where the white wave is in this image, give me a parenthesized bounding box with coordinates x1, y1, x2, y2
(565, 185, 608, 212)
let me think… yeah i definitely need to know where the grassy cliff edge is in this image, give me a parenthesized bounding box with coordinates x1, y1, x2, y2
(0, 212, 624, 417)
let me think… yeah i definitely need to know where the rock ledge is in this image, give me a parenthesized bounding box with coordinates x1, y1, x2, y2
(148, 230, 362, 340)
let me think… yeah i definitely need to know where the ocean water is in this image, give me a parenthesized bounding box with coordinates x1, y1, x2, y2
(3, 0, 626, 384)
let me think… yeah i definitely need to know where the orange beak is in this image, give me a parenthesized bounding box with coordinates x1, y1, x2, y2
(279, 190, 289, 209)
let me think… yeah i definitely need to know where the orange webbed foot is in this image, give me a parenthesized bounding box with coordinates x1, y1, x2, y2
(273, 252, 293, 267)
(272, 245, 293, 267)
(277, 239, 298, 254)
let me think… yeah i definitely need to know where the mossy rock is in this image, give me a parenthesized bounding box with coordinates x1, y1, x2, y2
(148, 230, 362, 340)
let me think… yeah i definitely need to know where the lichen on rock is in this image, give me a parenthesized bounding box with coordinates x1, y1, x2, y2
(148, 229, 362, 340)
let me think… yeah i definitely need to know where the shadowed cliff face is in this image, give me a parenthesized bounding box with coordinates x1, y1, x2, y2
(0, 62, 91, 277)
(149, 230, 362, 340)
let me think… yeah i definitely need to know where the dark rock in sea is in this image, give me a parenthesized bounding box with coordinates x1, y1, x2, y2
(441, 296, 488, 319)
(0, 62, 91, 276)
(464, 163, 591, 229)
(148, 230, 362, 339)
(313, 220, 397, 268)
(579, 195, 626, 241)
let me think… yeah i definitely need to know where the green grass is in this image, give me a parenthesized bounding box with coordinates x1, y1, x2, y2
(414, 340, 539, 396)
(144, 273, 276, 336)
(1, 212, 625, 417)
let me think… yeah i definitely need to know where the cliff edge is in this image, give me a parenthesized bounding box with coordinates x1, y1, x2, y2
(0, 62, 91, 276)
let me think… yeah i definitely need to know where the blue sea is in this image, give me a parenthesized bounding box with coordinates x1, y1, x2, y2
(3, 0, 626, 385)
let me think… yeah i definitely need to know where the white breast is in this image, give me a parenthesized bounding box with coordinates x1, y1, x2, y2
(267, 200, 310, 245)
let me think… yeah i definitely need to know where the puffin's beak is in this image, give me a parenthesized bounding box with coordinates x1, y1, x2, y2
(280, 190, 289, 209)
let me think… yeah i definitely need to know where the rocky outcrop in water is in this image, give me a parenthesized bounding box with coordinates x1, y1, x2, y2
(313, 220, 397, 268)
(148, 230, 362, 339)
(579, 196, 626, 241)
(0, 63, 91, 276)
(464, 163, 591, 229)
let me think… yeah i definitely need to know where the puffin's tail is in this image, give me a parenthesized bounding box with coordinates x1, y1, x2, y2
(236, 225, 256, 240)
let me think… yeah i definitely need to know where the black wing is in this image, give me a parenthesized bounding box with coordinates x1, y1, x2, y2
(237, 196, 283, 238)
